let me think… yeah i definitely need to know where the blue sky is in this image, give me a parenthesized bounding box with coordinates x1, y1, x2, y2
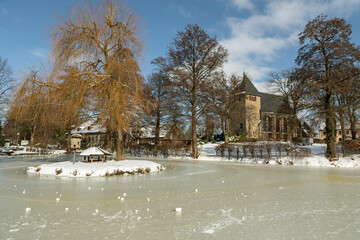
(1, 0, 360, 92)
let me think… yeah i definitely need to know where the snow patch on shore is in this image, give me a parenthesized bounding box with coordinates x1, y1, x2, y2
(175, 143, 360, 168)
(27, 160, 164, 177)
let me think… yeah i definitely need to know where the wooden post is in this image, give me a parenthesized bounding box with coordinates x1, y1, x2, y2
(73, 150, 76, 164)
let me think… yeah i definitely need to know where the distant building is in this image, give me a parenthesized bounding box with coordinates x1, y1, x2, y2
(318, 123, 360, 142)
(229, 73, 312, 141)
(71, 120, 109, 149)
(138, 124, 191, 146)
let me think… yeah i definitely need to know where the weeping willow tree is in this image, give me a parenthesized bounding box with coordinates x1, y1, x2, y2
(51, 0, 144, 160)
(8, 69, 49, 146)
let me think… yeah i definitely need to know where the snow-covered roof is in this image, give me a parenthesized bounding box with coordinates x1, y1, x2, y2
(79, 147, 111, 156)
(319, 122, 360, 131)
(139, 124, 171, 138)
(71, 120, 107, 135)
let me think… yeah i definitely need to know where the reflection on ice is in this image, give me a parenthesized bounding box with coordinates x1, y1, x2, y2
(202, 209, 245, 234)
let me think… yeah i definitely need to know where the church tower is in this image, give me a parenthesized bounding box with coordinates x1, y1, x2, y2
(230, 73, 261, 139)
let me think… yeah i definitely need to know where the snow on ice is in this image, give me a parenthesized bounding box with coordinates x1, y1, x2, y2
(27, 160, 164, 177)
(192, 143, 360, 168)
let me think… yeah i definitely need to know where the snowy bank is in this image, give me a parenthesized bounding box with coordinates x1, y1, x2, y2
(193, 143, 360, 168)
(27, 160, 164, 177)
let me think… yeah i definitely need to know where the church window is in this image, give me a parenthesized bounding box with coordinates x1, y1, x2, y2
(268, 117, 273, 131)
(249, 95, 256, 101)
(263, 117, 267, 132)
(276, 118, 280, 132)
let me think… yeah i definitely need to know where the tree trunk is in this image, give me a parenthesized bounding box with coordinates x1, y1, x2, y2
(325, 92, 336, 160)
(191, 107, 198, 159)
(30, 132, 34, 146)
(116, 128, 125, 161)
(338, 113, 345, 143)
(222, 117, 229, 143)
(66, 128, 72, 153)
(154, 108, 161, 156)
(350, 115, 357, 140)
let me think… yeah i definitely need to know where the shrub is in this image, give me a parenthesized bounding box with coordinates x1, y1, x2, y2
(236, 146, 240, 160)
(258, 144, 264, 159)
(265, 144, 272, 159)
(274, 143, 282, 159)
(342, 140, 360, 157)
(227, 144, 234, 160)
(228, 135, 246, 142)
(216, 143, 227, 157)
(292, 137, 302, 145)
(248, 143, 256, 158)
(242, 144, 248, 158)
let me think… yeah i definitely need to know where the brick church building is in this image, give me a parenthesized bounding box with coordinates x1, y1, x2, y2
(229, 73, 307, 141)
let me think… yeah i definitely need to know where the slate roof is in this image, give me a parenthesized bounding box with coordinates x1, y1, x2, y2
(235, 73, 284, 113)
(238, 74, 261, 96)
(259, 92, 283, 113)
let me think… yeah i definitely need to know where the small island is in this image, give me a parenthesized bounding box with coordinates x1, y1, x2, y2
(27, 159, 164, 177)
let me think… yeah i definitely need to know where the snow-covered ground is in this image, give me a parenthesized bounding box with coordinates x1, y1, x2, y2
(25, 142, 360, 178)
(27, 160, 164, 177)
(195, 143, 360, 168)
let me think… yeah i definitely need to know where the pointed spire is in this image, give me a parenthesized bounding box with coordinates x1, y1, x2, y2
(239, 72, 260, 96)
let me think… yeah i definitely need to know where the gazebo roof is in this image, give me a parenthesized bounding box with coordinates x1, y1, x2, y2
(79, 147, 111, 156)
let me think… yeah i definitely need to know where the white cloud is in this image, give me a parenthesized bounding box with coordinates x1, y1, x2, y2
(221, 0, 360, 89)
(31, 48, 48, 58)
(231, 0, 255, 10)
(169, 5, 191, 19)
(178, 6, 191, 18)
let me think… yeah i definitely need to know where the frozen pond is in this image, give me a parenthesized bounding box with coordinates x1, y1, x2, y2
(1, 155, 360, 239)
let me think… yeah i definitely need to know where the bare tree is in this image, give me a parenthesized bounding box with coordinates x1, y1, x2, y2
(166, 24, 228, 158)
(204, 72, 241, 143)
(295, 15, 360, 160)
(50, 0, 144, 160)
(267, 68, 307, 140)
(338, 73, 360, 140)
(0, 56, 14, 119)
(146, 57, 171, 148)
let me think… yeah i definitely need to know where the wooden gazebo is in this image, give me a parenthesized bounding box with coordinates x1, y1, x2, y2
(80, 147, 111, 163)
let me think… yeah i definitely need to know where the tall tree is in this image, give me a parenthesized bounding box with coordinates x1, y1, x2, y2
(8, 69, 48, 145)
(51, 0, 144, 160)
(204, 72, 241, 143)
(340, 73, 360, 140)
(0, 121, 4, 146)
(295, 15, 360, 160)
(268, 68, 307, 140)
(51, 66, 90, 152)
(166, 24, 228, 158)
(146, 57, 171, 148)
(0, 56, 14, 120)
